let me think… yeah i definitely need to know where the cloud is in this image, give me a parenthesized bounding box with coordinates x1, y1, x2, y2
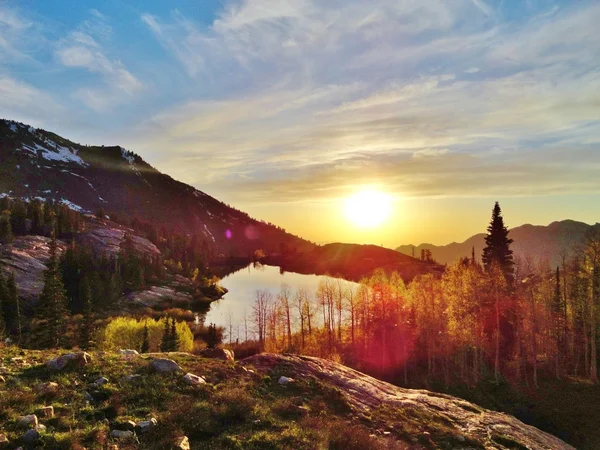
(55, 11, 142, 110)
(135, 0, 600, 207)
(0, 76, 65, 124)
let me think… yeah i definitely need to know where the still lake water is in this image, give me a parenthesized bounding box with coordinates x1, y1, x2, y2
(203, 264, 358, 336)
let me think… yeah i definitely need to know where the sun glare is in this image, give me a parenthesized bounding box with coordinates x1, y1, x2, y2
(344, 189, 392, 228)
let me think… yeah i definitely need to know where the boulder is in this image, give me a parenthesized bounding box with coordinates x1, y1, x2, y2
(38, 406, 54, 418)
(46, 352, 91, 371)
(18, 414, 38, 428)
(122, 374, 142, 382)
(36, 381, 59, 395)
(150, 358, 182, 373)
(174, 436, 190, 450)
(278, 376, 294, 385)
(119, 349, 139, 357)
(199, 348, 234, 361)
(136, 417, 157, 433)
(110, 430, 134, 440)
(22, 429, 40, 444)
(183, 373, 206, 386)
(94, 376, 109, 386)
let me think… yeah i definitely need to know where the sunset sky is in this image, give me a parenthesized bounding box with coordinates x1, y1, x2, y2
(1, 0, 599, 247)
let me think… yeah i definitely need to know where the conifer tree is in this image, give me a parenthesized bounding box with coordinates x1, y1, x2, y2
(79, 278, 94, 349)
(34, 233, 69, 348)
(160, 316, 171, 352)
(0, 274, 6, 336)
(5, 273, 21, 345)
(141, 322, 150, 353)
(170, 317, 179, 351)
(0, 214, 12, 244)
(482, 202, 514, 285)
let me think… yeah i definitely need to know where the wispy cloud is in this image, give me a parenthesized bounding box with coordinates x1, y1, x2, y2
(55, 11, 143, 110)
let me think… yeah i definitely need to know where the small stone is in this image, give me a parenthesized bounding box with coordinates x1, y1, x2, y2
(198, 348, 234, 361)
(278, 376, 294, 385)
(150, 358, 182, 373)
(36, 424, 47, 432)
(119, 349, 139, 357)
(0, 433, 8, 443)
(0, 375, 5, 383)
(123, 374, 142, 382)
(383, 431, 391, 435)
(457, 435, 466, 442)
(183, 373, 206, 385)
(94, 377, 109, 386)
(39, 406, 54, 418)
(174, 436, 190, 450)
(36, 382, 59, 395)
(136, 417, 157, 433)
(110, 430, 134, 439)
(18, 414, 38, 428)
(22, 429, 40, 444)
(108, 445, 119, 450)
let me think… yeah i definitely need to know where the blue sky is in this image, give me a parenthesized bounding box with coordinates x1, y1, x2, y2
(1, 0, 599, 246)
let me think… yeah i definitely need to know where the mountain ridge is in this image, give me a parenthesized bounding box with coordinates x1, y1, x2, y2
(396, 219, 600, 267)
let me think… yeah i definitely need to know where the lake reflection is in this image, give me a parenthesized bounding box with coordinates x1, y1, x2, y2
(203, 264, 358, 335)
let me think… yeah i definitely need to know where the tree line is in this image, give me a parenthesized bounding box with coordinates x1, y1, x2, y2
(245, 203, 600, 387)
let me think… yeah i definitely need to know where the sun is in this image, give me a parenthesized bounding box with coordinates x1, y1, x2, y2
(344, 189, 392, 228)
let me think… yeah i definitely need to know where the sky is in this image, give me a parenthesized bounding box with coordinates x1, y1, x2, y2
(1, 0, 599, 248)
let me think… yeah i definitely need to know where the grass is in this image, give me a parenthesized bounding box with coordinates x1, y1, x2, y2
(0, 348, 412, 450)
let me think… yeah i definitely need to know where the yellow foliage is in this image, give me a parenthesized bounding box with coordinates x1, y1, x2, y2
(101, 316, 194, 352)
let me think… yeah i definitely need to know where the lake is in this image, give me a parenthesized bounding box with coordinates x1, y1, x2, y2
(203, 264, 358, 339)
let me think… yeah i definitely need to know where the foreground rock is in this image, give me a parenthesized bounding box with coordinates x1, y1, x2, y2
(243, 354, 575, 450)
(199, 348, 234, 361)
(0, 236, 67, 303)
(46, 352, 92, 371)
(150, 358, 182, 373)
(183, 373, 206, 385)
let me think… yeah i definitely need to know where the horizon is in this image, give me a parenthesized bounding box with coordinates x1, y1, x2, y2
(1, 0, 599, 247)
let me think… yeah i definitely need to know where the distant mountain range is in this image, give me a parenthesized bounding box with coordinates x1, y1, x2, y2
(396, 220, 600, 268)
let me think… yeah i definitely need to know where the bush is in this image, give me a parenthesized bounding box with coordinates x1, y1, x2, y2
(101, 316, 193, 352)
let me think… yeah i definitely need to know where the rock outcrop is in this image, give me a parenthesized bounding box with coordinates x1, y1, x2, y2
(126, 286, 192, 308)
(0, 236, 67, 303)
(243, 354, 575, 450)
(76, 226, 160, 258)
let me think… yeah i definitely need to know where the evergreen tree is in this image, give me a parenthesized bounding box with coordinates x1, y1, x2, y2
(170, 317, 179, 351)
(141, 322, 150, 353)
(34, 233, 69, 348)
(160, 316, 171, 352)
(482, 202, 514, 285)
(10, 200, 28, 235)
(0, 273, 6, 336)
(5, 273, 21, 345)
(0, 214, 13, 244)
(79, 278, 94, 349)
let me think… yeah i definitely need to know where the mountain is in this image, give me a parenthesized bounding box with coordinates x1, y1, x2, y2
(0, 119, 434, 281)
(0, 348, 574, 450)
(396, 220, 600, 267)
(0, 119, 314, 258)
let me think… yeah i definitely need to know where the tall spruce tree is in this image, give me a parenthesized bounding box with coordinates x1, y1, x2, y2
(0, 214, 12, 244)
(79, 277, 94, 349)
(141, 322, 150, 353)
(160, 316, 171, 352)
(5, 273, 21, 344)
(35, 233, 69, 348)
(170, 317, 179, 351)
(482, 202, 514, 285)
(0, 273, 6, 336)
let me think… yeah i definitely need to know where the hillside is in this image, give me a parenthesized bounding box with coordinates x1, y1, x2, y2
(396, 220, 600, 267)
(0, 347, 573, 450)
(274, 243, 442, 281)
(0, 119, 314, 258)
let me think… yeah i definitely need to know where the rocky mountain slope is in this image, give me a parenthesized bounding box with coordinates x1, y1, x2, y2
(0, 347, 574, 450)
(0, 119, 314, 258)
(397, 220, 600, 267)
